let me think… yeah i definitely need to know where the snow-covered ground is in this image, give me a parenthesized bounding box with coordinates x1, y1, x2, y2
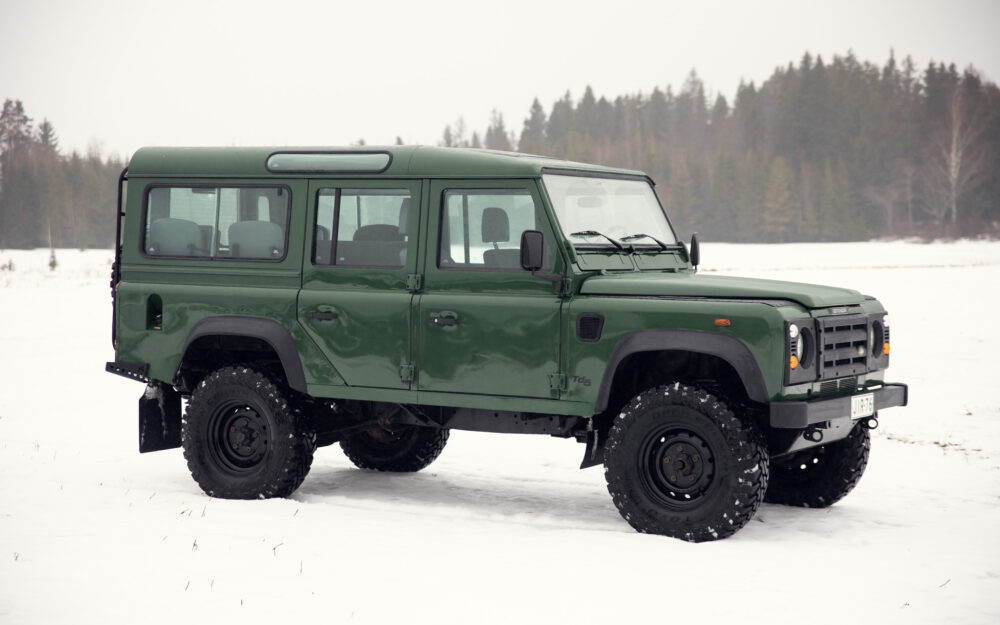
(1, 241, 998, 624)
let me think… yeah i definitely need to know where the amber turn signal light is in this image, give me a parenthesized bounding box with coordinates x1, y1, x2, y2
(789, 354, 799, 369)
(714, 318, 731, 327)
(883, 342, 890, 355)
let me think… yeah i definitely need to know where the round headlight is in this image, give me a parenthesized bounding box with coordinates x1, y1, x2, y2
(789, 323, 799, 339)
(797, 328, 813, 367)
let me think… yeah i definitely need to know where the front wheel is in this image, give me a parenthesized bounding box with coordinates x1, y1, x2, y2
(604, 384, 769, 542)
(182, 366, 315, 499)
(765, 421, 870, 508)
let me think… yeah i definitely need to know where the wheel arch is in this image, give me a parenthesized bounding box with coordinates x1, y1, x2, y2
(174, 316, 307, 393)
(594, 329, 769, 415)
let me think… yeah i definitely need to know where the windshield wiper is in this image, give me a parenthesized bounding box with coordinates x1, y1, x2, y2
(570, 230, 625, 251)
(620, 233, 671, 251)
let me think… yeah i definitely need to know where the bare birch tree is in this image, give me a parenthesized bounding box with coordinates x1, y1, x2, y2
(923, 84, 986, 224)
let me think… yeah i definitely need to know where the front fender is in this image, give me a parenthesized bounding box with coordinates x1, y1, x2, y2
(594, 329, 769, 413)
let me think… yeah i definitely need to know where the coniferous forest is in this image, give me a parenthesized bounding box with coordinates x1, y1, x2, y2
(2, 51, 999, 249)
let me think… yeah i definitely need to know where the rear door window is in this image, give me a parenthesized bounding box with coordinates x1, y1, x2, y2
(144, 186, 289, 260)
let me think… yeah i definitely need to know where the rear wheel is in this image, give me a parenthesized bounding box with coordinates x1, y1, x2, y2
(765, 422, 870, 508)
(182, 366, 315, 499)
(604, 383, 769, 542)
(340, 425, 449, 472)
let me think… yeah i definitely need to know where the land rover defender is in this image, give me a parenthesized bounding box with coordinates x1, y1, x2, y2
(106, 146, 907, 541)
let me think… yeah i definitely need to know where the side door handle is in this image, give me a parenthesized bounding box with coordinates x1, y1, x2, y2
(429, 312, 460, 326)
(307, 310, 339, 321)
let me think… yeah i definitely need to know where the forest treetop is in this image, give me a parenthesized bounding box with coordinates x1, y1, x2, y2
(2, 50, 998, 249)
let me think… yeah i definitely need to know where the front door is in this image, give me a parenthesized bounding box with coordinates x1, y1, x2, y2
(417, 179, 563, 399)
(298, 179, 421, 389)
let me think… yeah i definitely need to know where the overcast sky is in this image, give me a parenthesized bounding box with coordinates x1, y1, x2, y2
(2, 0, 999, 160)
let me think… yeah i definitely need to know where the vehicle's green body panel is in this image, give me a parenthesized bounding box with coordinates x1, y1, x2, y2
(579, 272, 867, 309)
(112, 146, 894, 419)
(126, 146, 646, 181)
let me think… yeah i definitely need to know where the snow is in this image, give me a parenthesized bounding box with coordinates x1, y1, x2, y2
(1, 242, 999, 624)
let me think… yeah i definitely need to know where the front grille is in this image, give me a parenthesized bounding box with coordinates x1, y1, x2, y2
(819, 315, 869, 379)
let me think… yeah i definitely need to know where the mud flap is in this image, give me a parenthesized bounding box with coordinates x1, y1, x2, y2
(580, 429, 606, 469)
(139, 381, 182, 453)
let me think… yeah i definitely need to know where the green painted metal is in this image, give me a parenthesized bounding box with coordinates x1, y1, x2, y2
(416, 179, 565, 399)
(112, 146, 898, 422)
(126, 146, 645, 181)
(579, 272, 868, 308)
(297, 178, 422, 390)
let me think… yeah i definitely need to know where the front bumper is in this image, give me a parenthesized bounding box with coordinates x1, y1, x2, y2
(769, 383, 908, 429)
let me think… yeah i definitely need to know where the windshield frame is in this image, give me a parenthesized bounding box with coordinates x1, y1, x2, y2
(539, 168, 680, 251)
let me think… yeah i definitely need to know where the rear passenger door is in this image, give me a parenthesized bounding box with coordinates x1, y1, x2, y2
(298, 180, 421, 389)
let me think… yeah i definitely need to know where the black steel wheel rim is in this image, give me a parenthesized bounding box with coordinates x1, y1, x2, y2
(638, 425, 716, 508)
(208, 402, 270, 474)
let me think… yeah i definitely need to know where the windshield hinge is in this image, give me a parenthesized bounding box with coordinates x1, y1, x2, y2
(559, 276, 573, 297)
(548, 372, 568, 396)
(406, 274, 422, 292)
(399, 363, 414, 383)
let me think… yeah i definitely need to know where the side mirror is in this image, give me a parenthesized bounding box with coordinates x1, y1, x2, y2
(520, 230, 544, 272)
(690, 233, 701, 269)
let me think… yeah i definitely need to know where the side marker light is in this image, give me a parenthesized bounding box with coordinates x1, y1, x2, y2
(714, 319, 731, 327)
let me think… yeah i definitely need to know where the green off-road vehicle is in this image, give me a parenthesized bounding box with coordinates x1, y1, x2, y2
(107, 146, 907, 541)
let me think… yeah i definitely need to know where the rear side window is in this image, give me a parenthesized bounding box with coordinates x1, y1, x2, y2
(313, 188, 411, 268)
(144, 186, 289, 260)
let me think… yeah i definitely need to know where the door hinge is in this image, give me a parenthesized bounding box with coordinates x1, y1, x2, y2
(399, 363, 414, 383)
(406, 274, 422, 292)
(548, 372, 568, 392)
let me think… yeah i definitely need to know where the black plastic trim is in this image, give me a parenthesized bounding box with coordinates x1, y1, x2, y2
(576, 313, 605, 342)
(174, 316, 307, 393)
(769, 383, 908, 429)
(594, 329, 770, 413)
(112, 167, 128, 346)
(106, 360, 150, 383)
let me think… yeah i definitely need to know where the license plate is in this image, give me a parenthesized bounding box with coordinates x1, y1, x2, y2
(851, 393, 874, 419)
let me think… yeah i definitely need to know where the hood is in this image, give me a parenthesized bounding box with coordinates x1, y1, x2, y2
(578, 272, 866, 309)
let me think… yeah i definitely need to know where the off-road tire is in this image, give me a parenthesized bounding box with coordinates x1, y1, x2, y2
(340, 425, 449, 472)
(182, 366, 315, 499)
(765, 421, 870, 508)
(604, 383, 769, 542)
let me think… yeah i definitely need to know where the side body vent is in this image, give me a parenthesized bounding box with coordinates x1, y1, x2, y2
(577, 313, 605, 343)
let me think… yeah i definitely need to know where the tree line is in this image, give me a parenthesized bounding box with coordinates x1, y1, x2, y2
(2, 50, 998, 249)
(446, 51, 1000, 241)
(0, 99, 125, 249)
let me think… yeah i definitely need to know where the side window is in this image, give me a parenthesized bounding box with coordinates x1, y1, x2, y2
(438, 189, 546, 270)
(313, 188, 411, 268)
(144, 186, 289, 260)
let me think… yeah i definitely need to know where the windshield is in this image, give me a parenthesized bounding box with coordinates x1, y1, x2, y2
(542, 173, 678, 248)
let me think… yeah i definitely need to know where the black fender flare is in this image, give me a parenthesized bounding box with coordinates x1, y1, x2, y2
(174, 316, 307, 393)
(594, 329, 770, 413)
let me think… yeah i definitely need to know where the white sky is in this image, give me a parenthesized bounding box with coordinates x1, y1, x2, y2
(1, 0, 998, 160)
